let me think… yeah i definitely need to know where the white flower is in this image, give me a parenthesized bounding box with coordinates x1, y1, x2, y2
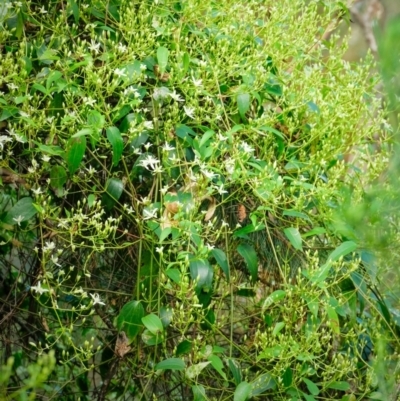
(39, 6, 47, 13)
(184, 106, 195, 119)
(201, 169, 216, 180)
(140, 154, 160, 171)
(156, 246, 164, 254)
(90, 293, 105, 306)
(206, 244, 215, 251)
(143, 121, 154, 130)
(214, 184, 228, 195)
(83, 96, 96, 107)
(43, 241, 56, 252)
(153, 86, 170, 102)
(140, 64, 147, 71)
(169, 90, 184, 102)
(241, 141, 254, 154)
(51, 255, 61, 267)
(7, 83, 18, 91)
(143, 208, 158, 220)
(19, 111, 30, 118)
(41, 154, 51, 162)
(117, 43, 127, 53)
(88, 40, 101, 54)
(0, 135, 12, 150)
(32, 187, 43, 195)
(192, 77, 203, 87)
(162, 142, 175, 151)
(13, 215, 24, 226)
(31, 282, 49, 295)
(217, 133, 228, 142)
(114, 68, 126, 78)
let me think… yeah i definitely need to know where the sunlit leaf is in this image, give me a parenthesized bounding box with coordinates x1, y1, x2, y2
(284, 227, 303, 250)
(156, 358, 185, 371)
(237, 92, 250, 121)
(4, 197, 37, 225)
(116, 300, 144, 342)
(157, 46, 169, 73)
(234, 381, 252, 401)
(142, 314, 164, 334)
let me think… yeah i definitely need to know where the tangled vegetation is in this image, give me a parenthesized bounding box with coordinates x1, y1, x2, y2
(0, 0, 399, 400)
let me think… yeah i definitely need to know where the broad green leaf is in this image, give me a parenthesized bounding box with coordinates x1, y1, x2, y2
(157, 46, 169, 73)
(166, 268, 181, 284)
(251, 373, 276, 395)
(142, 314, 164, 334)
(328, 241, 357, 262)
(283, 209, 310, 220)
(234, 381, 252, 401)
(66, 135, 86, 174)
(34, 142, 65, 156)
(304, 296, 319, 318)
(192, 385, 207, 401)
(326, 305, 340, 334)
(160, 306, 173, 327)
(50, 165, 67, 197)
(211, 248, 229, 280)
(106, 126, 123, 166)
(142, 329, 163, 346)
(116, 300, 144, 342)
(176, 340, 192, 356)
(189, 258, 213, 294)
(4, 197, 37, 225)
(303, 378, 319, 396)
(237, 93, 250, 121)
(237, 243, 258, 282)
(156, 358, 185, 371)
(257, 345, 282, 359)
(272, 322, 285, 336)
(208, 354, 227, 380)
(228, 358, 242, 385)
(284, 227, 303, 250)
(87, 110, 105, 129)
(101, 178, 124, 211)
(262, 290, 286, 310)
(282, 367, 293, 387)
(327, 381, 351, 391)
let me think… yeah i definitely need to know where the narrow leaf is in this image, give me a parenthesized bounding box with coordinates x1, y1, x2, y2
(208, 354, 227, 380)
(106, 126, 124, 166)
(237, 243, 258, 282)
(237, 93, 250, 121)
(157, 46, 169, 73)
(66, 136, 86, 174)
(211, 248, 230, 280)
(234, 381, 252, 401)
(328, 241, 357, 262)
(284, 227, 303, 250)
(156, 358, 185, 371)
(303, 378, 319, 396)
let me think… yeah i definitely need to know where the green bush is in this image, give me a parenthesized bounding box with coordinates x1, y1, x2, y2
(0, 0, 398, 400)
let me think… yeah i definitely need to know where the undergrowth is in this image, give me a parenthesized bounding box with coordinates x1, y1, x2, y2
(0, 0, 399, 400)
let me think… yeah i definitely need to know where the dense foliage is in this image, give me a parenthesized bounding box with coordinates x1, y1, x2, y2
(0, 0, 399, 400)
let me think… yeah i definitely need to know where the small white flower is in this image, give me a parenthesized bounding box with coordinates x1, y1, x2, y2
(88, 40, 101, 54)
(31, 282, 49, 295)
(7, 83, 18, 91)
(201, 169, 216, 180)
(140, 154, 160, 171)
(184, 106, 195, 119)
(83, 96, 96, 107)
(114, 68, 126, 78)
(43, 241, 56, 252)
(117, 43, 127, 53)
(143, 121, 154, 130)
(217, 133, 228, 141)
(51, 255, 61, 267)
(0, 135, 12, 150)
(140, 64, 147, 71)
(162, 142, 175, 151)
(214, 184, 228, 195)
(206, 244, 215, 251)
(192, 77, 203, 87)
(19, 111, 30, 118)
(39, 6, 47, 13)
(32, 187, 43, 195)
(41, 154, 51, 162)
(169, 90, 184, 102)
(46, 116, 55, 124)
(90, 293, 105, 306)
(156, 246, 164, 254)
(13, 215, 24, 226)
(241, 141, 254, 154)
(143, 207, 158, 220)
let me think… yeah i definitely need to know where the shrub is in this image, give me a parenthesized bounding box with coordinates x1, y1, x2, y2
(0, 0, 397, 400)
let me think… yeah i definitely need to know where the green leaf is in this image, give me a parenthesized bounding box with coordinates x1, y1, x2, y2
(228, 359, 242, 385)
(141, 314, 164, 334)
(237, 243, 258, 282)
(234, 381, 252, 401)
(326, 305, 340, 334)
(302, 227, 326, 238)
(157, 46, 169, 74)
(262, 290, 286, 310)
(237, 92, 250, 121)
(327, 381, 351, 391)
(142, 329, 163, 346)
(50, 165, 67, 194)
(185, 362, 211, 379)
(189, 258, 213, 294)
(208, 354, 227, 380)
(176, 340, 192, 356)
(156, 358, 185, 371)
(4, 197, 37, 225)
(303, 378, 319, 396)
(166, 268, 181, 284)
(283, 209, 310, 220)
(192, 385, 207, 401)
(272, 322, 285, 336)
(250, 373, 276, 395)
(116, 300, 144, 342)
(211, 248, 230, 280)
(328, 241, 357, 262)
(66, 136, 86, 174)
(106, 127, 123, 166)
(101, 178, 124, 211)
(182, 52, 190, 75)
(72, 128, 93, 138)
(284, 227, 303, 250)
